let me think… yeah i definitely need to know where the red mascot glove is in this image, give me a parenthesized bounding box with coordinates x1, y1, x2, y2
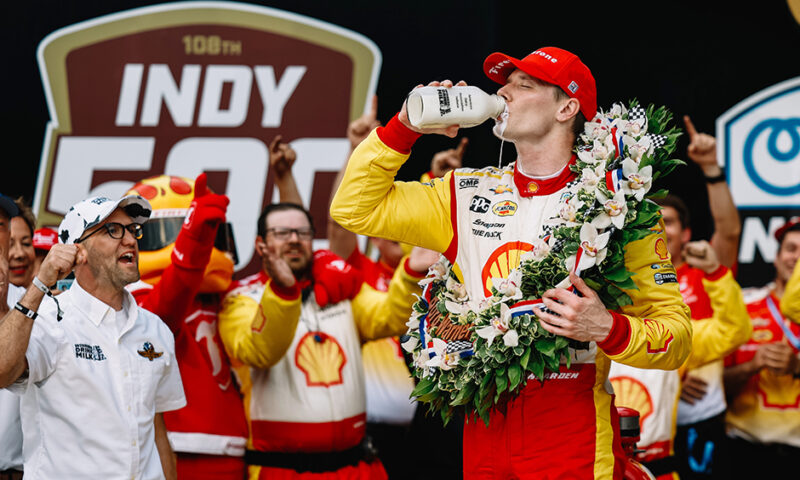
(171, 173, 230, 269)
(312, 250, 363, 308)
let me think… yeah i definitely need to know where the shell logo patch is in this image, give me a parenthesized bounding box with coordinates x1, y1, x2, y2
(481, 241, 533, 297)
(138, 342, 164, 361)
(758, 374, 800, 409)
(295, 332, 347, 387)
(492, 200, 518, 217)
(609, 376, 654, 425)
(644, 318, 674, 354)
(526, 182, 539, 194)
(654, 237, 669, 260)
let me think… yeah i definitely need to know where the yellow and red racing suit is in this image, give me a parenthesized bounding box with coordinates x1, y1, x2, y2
(609, 265, 750, 479)
(218, 257, 423, 480)
(726, 285, 800, 447)
(781, 261, 800, 323)
(330, 116, 692, 480)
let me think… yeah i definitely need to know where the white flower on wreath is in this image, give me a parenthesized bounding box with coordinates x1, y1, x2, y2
(425, 338, 459, 371)
(583, 119, 611, 142)
(443, 276, 468, 303)
(549, 194, 584, 227)
(609, 103, 628, 119)
(491, 269, 523, 303)
(578, 136, 615, 165)
(419, 257, 449, 285)
(591, 190, 628, 230)
(619, 116, 647, 137)
(520, 238, 552, 263)
(622, 158, 652, 201)
(406, 306, 425, 330)
(578, 164, 607, 196)
(401, 334, 419, 353)
(565, 223, 611, 272)
(476, 303, 519, 348)
(625, 135, 653, 162)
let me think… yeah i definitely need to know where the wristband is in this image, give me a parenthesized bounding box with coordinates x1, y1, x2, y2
(32, 276, 64, 322)
(14, 302, 38, 320)
(704, 169, 726, 184)
(32, 276, 50, 294)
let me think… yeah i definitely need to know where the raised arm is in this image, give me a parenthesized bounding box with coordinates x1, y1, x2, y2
(269, 135, 303, 206)
(328, 96, 381, 260)
(218, 245, 302, 370)
(352, 247, 437, 340)
(135, 173, 228, 332)
(0, 243, 76, 387)
(330, 81, 467, 254)
(680, 241, 751, 369)
(684, 115, 741, 268)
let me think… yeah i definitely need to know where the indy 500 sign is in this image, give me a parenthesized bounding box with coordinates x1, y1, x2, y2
(34, 2, 380, 276)
(718, 76, 800, 286)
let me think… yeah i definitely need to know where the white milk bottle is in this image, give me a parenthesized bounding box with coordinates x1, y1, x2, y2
(406, 86, 506, 128)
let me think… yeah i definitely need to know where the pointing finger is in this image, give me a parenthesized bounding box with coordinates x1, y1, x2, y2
(269, 135, 283, 153)
(368, 95, 378, 120)
(455, 137, 469, 159)
(683, 115, 698, 140)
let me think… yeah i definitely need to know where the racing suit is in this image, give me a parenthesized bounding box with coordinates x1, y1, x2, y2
(218, 256, 423, 480)
(725, 285, 800, 475)
(330, 116, 693, 480)
(609, 265, 750, 479)
(781, 260, 800, 322)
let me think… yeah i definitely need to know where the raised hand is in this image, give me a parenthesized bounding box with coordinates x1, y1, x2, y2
(682, 240, 721, 274)
(431, 137, 468, 178)
(269, 135, 297, 180)
(684, 115, 720, 176)
(348, 95, 381, 150)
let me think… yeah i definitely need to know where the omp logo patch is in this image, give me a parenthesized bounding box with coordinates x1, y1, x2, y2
(458, 177, 479, 189)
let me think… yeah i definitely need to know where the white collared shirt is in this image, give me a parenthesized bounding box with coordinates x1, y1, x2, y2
(0, 284, 25, 471)
(7, 280, 186, 479)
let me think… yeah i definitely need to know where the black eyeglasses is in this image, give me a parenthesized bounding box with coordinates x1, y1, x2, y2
(77, 222, 143, 244)
(266, 227, 314, 241)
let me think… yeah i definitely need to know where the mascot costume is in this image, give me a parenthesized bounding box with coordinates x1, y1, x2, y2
(127, 173, 248, 479)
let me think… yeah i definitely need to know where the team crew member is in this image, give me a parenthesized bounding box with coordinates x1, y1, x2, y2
(609, 239, 750, 479)
(724, 219, 800, 476)
(330, 46, 692, 479)
(0, 195, 186, 480)
(219, 203, 434, 479)
(779, 218, 800, 322)
(0, 194, 24, 480)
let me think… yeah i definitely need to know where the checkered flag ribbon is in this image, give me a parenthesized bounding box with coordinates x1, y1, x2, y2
(646, 133, 668, 149)
(628, 105, 646, 122)
(446, 340, 474, 355)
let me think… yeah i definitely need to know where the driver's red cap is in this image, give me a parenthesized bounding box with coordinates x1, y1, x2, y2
(483, 47, 597, 121)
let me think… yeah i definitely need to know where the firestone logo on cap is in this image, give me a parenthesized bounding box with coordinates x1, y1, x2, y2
(488, 59, 512, 75)
(529, 50, 558, 63)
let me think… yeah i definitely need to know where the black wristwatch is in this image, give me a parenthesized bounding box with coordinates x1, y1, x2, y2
(704, 169, 726, 184)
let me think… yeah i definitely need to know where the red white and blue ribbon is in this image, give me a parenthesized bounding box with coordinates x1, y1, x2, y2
(605, 168, 625, 194)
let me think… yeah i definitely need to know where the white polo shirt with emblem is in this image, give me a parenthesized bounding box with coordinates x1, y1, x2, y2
(6, 279, 186, 480)
(0, 284, 25, 471)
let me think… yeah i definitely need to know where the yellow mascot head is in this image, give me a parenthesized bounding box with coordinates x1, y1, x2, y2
(127, 175, 236, 293)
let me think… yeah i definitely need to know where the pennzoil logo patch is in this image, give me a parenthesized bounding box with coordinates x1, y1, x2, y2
(138, 342, 164, 361)
(492, 200, 518, 217)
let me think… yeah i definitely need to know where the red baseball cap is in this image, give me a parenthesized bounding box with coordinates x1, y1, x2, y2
(33, 227, 59, 251)
(775, 216, 800, 243)
(483, 47, 597, 121)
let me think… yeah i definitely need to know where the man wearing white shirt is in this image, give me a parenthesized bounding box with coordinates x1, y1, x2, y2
(0, 194, 186, 480)
(0, 193, 24, 480)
